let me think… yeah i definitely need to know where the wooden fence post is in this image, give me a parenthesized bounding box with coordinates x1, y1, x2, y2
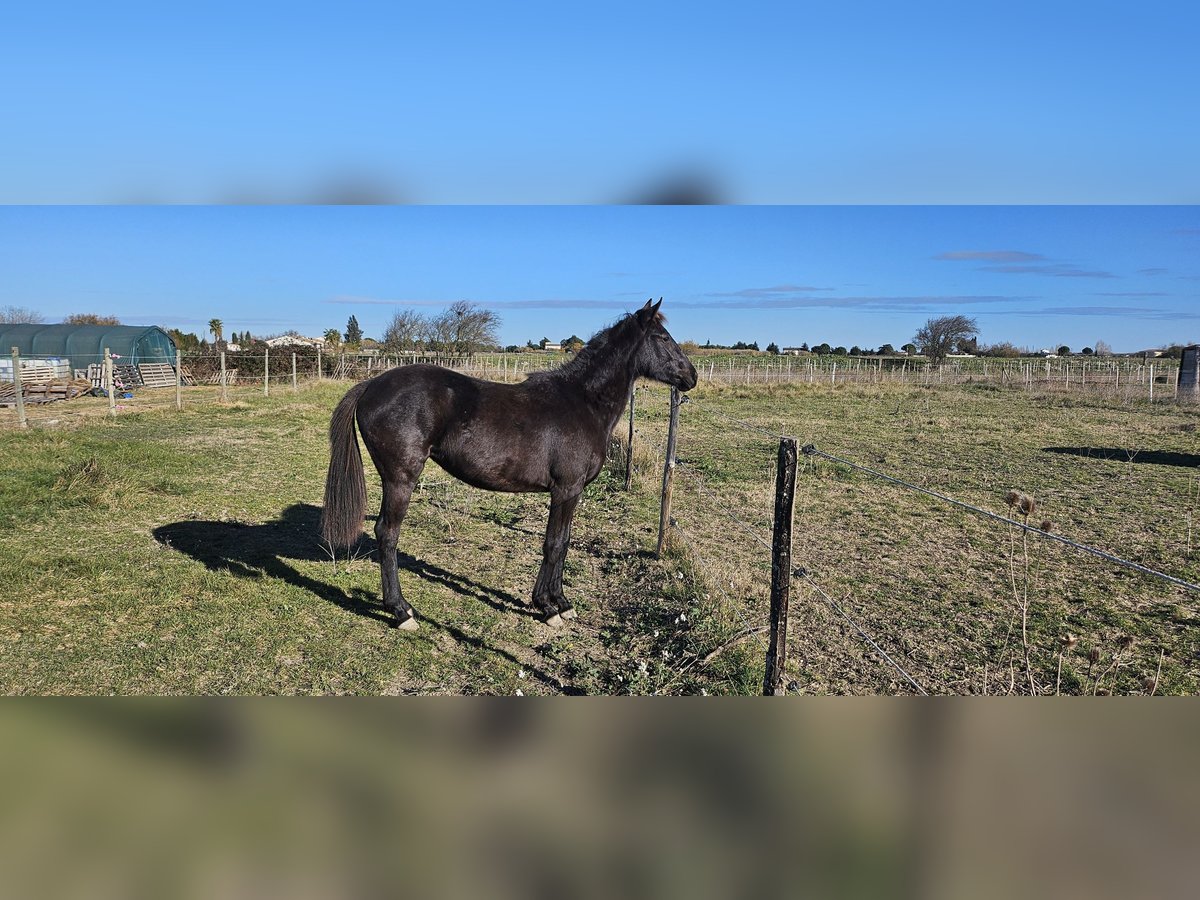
(175, 349, 183, 410)
(317, 347, 323, 380)
(624, 386, 636, 491)
(656, 387, 681, 557)
(292, 352, 298, 391)
(105, 347, 116, 417)
(220, 350, 228, 402)
(264, 346, 270, 397)
(763, 437, 798, 696)
(11, 347, 27, 428)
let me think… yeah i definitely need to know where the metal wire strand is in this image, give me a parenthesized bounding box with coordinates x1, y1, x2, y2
(796, 570, 928, 695)
(802, 444, 1200, 595)
(681, 396, 791, 441)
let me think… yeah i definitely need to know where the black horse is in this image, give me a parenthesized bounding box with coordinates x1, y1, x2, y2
(321, 299, 698, 629)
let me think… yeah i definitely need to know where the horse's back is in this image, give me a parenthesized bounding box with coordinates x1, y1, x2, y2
(351, 364, 587, 492)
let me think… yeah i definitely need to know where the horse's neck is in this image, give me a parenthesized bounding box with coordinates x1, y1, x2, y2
(567, 350, 639, 432)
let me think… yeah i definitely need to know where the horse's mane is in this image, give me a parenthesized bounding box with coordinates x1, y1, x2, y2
(527, 309, 664, 388)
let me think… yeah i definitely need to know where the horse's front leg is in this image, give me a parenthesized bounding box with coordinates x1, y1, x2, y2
(533, 487, 582, 624)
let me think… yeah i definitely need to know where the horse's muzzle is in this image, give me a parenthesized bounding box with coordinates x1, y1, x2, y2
(678, 362, 699, 391)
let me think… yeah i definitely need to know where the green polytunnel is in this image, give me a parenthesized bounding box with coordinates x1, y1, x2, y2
(0, 324, 178, 367)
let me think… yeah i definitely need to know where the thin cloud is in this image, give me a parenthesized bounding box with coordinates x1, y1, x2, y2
(707, 283, 836, 297)
(1137, 267, 1168, 275)
(1093, 291, 1169, 297)
(1005, 306, 1199, 320)
(326, 294, 631, 310)
(977, 263, 1118, 278)
(674, 294, 1034, 312)
(934, 250, 1046, 262)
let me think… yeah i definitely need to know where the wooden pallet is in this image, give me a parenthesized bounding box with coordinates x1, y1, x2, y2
(137, 363, 179, 388)
(0, 377, 93, 407)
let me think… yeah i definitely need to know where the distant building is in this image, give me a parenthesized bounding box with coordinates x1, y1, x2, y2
(265, 334, 326, 349)
(780, 347, 811, 356)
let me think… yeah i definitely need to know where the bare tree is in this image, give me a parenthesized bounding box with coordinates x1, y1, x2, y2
(429, 301, 500, 354)
(63, 313, 122, 325)
(913, 315, 979, 367)
(0, 305, 45, 324)
(1094, 339, 1113, 357)
(382, 309, 429, 352)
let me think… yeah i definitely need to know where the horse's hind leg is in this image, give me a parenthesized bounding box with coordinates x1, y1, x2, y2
(376, 473, 421, 629)
(533, 487, 582, 625)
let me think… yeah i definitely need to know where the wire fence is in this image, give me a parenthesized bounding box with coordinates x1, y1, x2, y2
(651, 389, 1199, 696)
(3, 346, 1192, 413)
(688, 353, 1188, 401)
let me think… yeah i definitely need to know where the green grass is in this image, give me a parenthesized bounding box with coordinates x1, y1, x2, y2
(1, 378, 1197, 694)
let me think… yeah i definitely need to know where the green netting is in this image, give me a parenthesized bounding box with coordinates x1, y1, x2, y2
(0, 325, 177, 366)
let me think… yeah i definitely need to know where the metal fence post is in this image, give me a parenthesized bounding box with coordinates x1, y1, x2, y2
(105, 347, 116, 417)
(175, 349, 183, 410)
(763, 437, 798, 696)
(11, 347, 27, 428)
(656, 387, 681, 557)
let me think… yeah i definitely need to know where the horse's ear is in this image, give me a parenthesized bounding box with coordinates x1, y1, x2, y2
(636, 297, 663, 327)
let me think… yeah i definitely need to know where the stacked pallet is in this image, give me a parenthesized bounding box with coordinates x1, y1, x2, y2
(0, 377, 94, 407)
(113, 364, 143, 388)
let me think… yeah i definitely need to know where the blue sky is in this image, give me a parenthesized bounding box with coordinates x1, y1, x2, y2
(2, 206, 1196, 352)
(2, 2, 1197, 202)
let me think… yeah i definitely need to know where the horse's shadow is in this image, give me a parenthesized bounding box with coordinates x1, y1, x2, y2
(152, 503, 564, 690)
(1042, 446, 1200, 468)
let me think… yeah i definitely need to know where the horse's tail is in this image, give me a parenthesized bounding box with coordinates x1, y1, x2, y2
(321, 381, 370, 549)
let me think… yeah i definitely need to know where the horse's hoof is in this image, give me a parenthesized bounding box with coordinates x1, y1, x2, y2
(544, 613, 563, 626)
(560, 607, 577, 620)
(396, 616, 419, 631)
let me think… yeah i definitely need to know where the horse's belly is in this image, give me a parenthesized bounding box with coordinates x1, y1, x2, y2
(431, 444, 551, 493)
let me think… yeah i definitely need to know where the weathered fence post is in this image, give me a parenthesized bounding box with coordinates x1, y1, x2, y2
(11, 347, 27, 428)
(292, 352, 298, 391)
(1149, 363, 1155, 402)
(624, 386, 636, 491)
(317, 347, 323, 380)
(656, 387, 681, 557)
(104, 347, 116, 417)
(763, 437, 798, 696)
(220, 350, 228, 402)
(175, 348, 183, 410)
(264, 346, 270, 397)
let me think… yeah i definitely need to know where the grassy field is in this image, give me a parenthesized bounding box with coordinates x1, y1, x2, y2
(1, 377, 1197, 694)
